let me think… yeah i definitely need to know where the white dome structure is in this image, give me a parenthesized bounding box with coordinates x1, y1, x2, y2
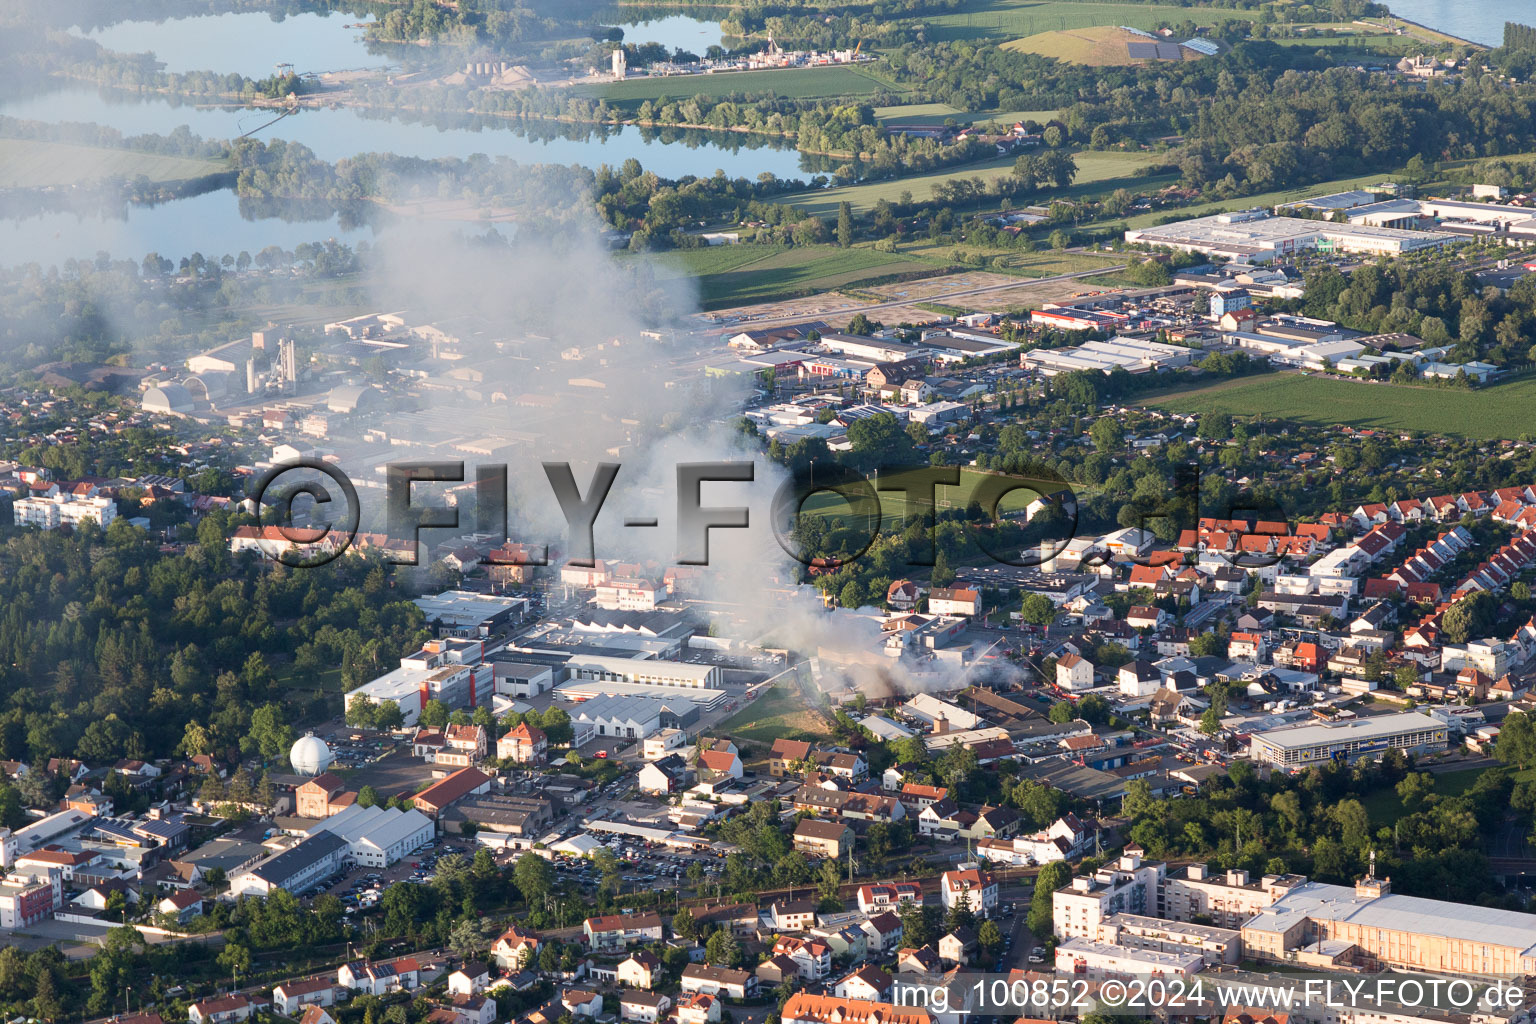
(290, 733, 334, 776)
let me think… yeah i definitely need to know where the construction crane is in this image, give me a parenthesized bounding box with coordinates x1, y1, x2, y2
(852, 40, 862, 57)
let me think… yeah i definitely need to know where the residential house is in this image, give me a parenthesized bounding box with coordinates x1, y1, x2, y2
(834, 966, 894, 1002)
(617, 951, 662, 991)
(1056, 653, 1094, 692)
(188, 996, 266, 1024)
(773, 936, 833, 980)
(620, 992, 671, 1024)
(272, 979, 339, 1016)
(940, 868, 998, 918)
(680, 964, 756, 1001)
(584, 911, 664, 950)
(447, 962, 490, 996)
(498, 723, 548, 764)
(860, 911, 903, 953)
(793, 819, 852, 858)
(772, 898, 819, 932)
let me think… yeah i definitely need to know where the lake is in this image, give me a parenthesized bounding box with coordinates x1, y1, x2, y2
(0, 87, 812, 180)
(72, 10, 389, 78)
(1382, 0, 1505, 47)
(0, 189, 395, 269)
(617, 15, 725, 55)
(0, 84, 817, 268)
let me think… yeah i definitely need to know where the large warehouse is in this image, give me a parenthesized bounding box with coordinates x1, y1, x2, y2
(1022, 336, 1193, 376)
(1248, 711, 1447, 769)
(1126, 210, 1454, 262)
(306, 803, 433, 868)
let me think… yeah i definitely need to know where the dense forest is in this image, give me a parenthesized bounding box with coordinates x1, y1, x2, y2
(0, 518, 429, 774)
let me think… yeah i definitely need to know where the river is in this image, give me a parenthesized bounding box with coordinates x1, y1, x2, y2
(1382, 0, 1505, 47)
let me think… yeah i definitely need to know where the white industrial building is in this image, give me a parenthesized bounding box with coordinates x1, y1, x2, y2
(564, 654, 721, 690)
(1022, 336, 1193, 376)
(306, 803, 433, 868)
(558, 677, 727, 708)
(1248, 711, 1447, 769)
(13, 494, 118, 531)
(1126, 210, 1454, 262)
(570, 694, 666, 741)
(1053, 936, 1205, 978)
(0, 809, 93, 868)
(347, 640, 493, 728)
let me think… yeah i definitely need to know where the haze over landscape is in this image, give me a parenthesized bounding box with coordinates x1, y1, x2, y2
(8, 4, 1536, 1024)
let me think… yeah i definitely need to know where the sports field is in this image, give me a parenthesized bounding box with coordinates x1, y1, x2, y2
(923, 0, 1260, 43)
(0, 137, 226, 188)
(782, 149, 1159, 216)
(577, 65, 904, 107)
(1140, 372, 1536, 440)
(654, 243, 934, 307)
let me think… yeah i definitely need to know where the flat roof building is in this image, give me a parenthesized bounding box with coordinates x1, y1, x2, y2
(228, 832, 349, 898)
(1126, 211, 1454, 263)
(565, 654, 722, 690)
(1248, 711, 1447, 769)
(1244, 875, 1536, 978)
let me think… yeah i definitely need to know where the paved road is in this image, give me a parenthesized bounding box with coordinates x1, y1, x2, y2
(698, 265, 1128, 331)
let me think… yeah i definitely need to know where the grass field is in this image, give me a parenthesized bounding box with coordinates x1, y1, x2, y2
(0, 137, 226, 188)
(652, 243, 934, 307)
(874, 103, 1061, 126)
(782, 149, 1159, 216)
(576, 65, 904, 107)
(1003, 24, 1208, 65)
(721, 682, 832, 745)
(923, 0, 1260, 43)
(1361, 766, 1483, 825)
(800, 468, 1081, 532)
(1140, 372, 1536, 440)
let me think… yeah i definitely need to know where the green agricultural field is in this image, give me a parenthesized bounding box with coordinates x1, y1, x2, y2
(656, 243, 934, 307)
(782, 148, 1159, 216)
(0, 137, 226, 188)
(923, 0, 1260, 43)
(1140, 372, 1536, 441)
(576, 65, 903, 107)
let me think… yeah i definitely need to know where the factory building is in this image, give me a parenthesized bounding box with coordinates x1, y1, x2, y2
(347, 639, 493, 728)
(1022, 337, 1193, 376)
(1126, 210, 1454, 262)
